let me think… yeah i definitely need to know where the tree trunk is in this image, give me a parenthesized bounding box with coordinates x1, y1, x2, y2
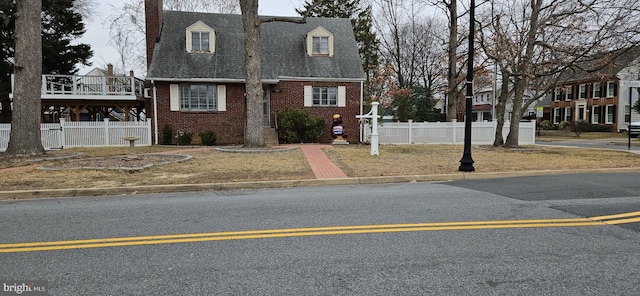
(492, 70, 510, 146)
(445, 0, 458, 122)
(6, 0, 44, 156)
(239, 0, 264, 147)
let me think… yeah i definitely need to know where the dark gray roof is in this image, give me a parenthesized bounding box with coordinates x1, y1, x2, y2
(147, 11, 365, 81)
(558, 46, 640, 83)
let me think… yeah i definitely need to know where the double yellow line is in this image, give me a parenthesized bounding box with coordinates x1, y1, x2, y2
(2, 211, 639, 253)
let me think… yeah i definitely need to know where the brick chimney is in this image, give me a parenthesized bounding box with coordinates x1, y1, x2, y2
(145, 0, 163, 70)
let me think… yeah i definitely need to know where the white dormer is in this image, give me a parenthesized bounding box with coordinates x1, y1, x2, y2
(305, 26, 334, 57)
(186, 21, 216, 53)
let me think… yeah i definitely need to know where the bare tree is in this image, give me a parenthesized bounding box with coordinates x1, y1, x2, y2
(479, 0, 640, 147)
(6, 0, 44, 155)
(239, 0, 263, 147)
(106, 0, 239, 75)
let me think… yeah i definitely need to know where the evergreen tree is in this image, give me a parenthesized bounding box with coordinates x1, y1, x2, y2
(0, 0, 93, 118)
(296, 0, 380, 98)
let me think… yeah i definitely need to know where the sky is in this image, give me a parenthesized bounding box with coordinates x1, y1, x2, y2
(76, 0, 304, 75)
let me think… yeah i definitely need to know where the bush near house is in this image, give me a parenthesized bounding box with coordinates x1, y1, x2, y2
(277, 108, 325, 143)
(199, 130, 217, 146)
(176, 131, 193, 145)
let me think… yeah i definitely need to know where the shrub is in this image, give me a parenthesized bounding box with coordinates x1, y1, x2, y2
(176, 131, 193, 145)
(558, 121, 571, 131)
(199, 130, 217, 146)
(161, 125, 173, 145)
(277, 108, 326, 143)
(540, 120, 553, 130)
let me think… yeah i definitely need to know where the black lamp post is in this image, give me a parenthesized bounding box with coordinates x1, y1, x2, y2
(459, 0, 476, 172)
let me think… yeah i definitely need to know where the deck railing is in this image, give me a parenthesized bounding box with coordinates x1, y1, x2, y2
(11, 74, 145, 97)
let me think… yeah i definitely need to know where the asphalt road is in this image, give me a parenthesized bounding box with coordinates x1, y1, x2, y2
(1, 173, 639, 295)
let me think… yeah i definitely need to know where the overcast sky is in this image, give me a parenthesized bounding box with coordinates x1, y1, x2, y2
(76, 0, 304, 75)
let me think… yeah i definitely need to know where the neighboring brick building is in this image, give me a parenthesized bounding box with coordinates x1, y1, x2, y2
(144, 0, 365, 144)
(550, 47, 640, 132)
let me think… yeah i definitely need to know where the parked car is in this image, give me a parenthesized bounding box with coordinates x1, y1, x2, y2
(629, 122, 640, 138)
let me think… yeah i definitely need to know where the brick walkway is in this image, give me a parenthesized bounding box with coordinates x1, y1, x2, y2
(296, 144, 348, 179)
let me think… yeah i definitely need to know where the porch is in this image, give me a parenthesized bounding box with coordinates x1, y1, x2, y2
(9, 74, 149, 122)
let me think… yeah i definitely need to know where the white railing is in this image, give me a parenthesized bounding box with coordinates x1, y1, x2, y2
(11, 74, 145, 97)
(0, 118, 152, 151)
(362, 120, 536, 145)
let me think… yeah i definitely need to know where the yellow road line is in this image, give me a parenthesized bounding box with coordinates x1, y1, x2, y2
(1, 212, 638, 253)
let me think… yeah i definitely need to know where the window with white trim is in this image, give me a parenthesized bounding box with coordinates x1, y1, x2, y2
(566, 86, 573, 101)
(606, 105, 615, 123)
(554, 88, 563, 101)
(313, 87, 338, 106)
(169, 84, 226, 112)
(565, 107, 573, 122)
(553, 108, 561, 123)
(593, 82, 601, 98)
(312, 36, 329, 55)
(592, 106, 600, 124)
(607, 81, 616, 97)
(579, 84, 587, 99)
(303, 85, 346, 107)
(191, 32, 210, 52)
(625, 105, 631, 123)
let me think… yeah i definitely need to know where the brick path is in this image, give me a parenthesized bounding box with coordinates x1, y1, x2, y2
(296, 144, 348, 179)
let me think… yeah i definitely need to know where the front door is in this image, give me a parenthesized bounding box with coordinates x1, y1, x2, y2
(263, 86, 270, 126)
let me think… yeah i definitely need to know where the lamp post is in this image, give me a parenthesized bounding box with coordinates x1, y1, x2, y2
(459, 0, 476, 172)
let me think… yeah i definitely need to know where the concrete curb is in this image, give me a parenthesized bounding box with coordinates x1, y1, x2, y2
(3, 167, 640, 201)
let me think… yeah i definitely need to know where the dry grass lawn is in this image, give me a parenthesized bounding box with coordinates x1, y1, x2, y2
(2, 137, 640, 192)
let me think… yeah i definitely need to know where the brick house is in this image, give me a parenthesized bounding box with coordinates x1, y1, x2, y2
(550, 47, 640, 132)
(144, 0, 365, 145)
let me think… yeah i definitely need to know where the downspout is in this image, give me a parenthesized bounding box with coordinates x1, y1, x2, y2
(152, 80, 159, 145)
(360, 80, 364, 143)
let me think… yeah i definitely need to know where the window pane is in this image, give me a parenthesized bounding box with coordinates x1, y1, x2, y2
(192, 32, 200, 51)
(201, 33, 210, 51)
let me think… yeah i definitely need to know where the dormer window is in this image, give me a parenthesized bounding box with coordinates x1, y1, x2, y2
(191, 32, 210, 52)
(312, 36, 329, 55)
(186, 21, 215, 53)
(306, 26, 334, 57)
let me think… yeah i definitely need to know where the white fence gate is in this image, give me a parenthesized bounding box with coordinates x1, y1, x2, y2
(361, 119, 536, 145)
(0, 119, 152, 151)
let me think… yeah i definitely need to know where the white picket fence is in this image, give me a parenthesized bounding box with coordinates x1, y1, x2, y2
(361, 119, 536, 145)
(0, 118, 152, 151)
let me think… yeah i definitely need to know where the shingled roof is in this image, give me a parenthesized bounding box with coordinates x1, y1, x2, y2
(558, 46, 640, 83)
(146, 11, 365, 82)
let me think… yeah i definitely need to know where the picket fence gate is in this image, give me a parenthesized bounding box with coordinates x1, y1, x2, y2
(0, 118, 152, 151)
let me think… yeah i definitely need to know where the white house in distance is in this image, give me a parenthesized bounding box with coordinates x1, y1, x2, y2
(472, 88, 538, 122)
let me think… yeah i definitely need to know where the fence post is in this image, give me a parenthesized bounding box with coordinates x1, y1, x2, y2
(408, 119, 413, 144)
(104, 118, 110, 146)
(146, 121, 152, 145)
(452, 119, 457, 144)
(531, 119, 536, 145)
(58, 118, 66, 149)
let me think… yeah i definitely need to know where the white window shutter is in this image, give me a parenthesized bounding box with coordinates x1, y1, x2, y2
(170, 84, 180, 111)
(217, 85, 226, 111)
(304, 85, 313, 107)
(337, 86, 346, 107)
